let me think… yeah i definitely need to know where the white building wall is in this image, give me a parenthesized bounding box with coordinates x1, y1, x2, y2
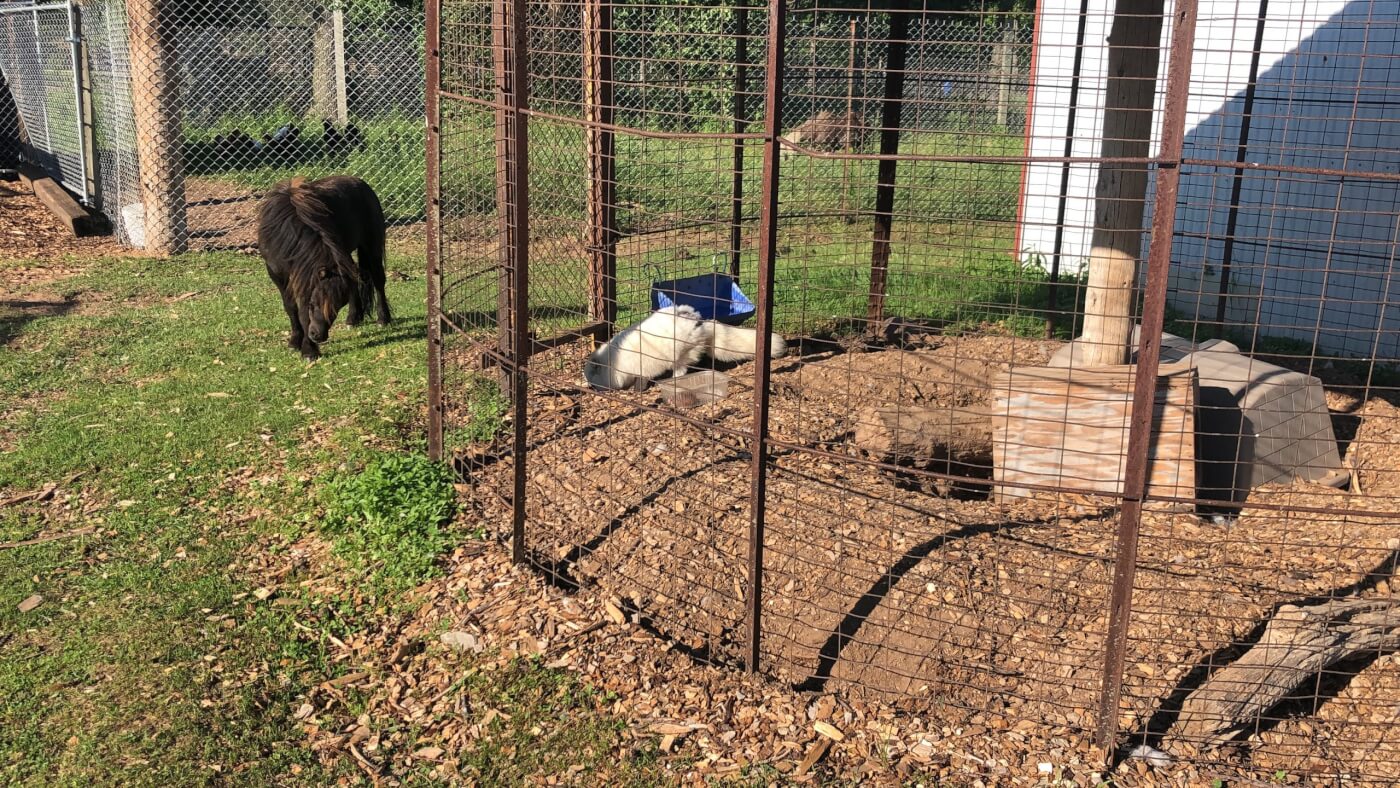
(1019, 0, 1400, 358)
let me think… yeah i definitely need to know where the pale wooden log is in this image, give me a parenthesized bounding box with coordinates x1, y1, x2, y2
(1170, 598, 1400, 746)
(1079, 0, 1165, 367)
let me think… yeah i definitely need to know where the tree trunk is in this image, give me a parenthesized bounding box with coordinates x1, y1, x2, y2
(127, 0, 186, 254)
(1078, 0, 1165, 367)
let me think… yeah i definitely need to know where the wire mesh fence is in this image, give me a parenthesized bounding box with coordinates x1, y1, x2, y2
(0, 0, 425, 252)
(432, 0, 1400, 782)
(0, 65, 20, 169)
(0, 1, 87, 197)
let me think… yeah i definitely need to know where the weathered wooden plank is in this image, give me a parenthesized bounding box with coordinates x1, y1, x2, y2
(990, 363, 1197, 504)
(18, 166, 108, 238)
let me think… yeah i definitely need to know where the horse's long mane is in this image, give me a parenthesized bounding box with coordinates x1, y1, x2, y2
(259, 177, 361, 300)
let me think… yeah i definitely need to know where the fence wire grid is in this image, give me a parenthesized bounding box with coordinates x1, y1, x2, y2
(0, 0, 424, 252)
(431, 0, 1400, 783)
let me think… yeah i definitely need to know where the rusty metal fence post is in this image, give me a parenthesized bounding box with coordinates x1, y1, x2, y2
(865, 1, 909, 332)
(425, 0, 444, 463)
(746, 0, 787, 674)
(728, 2, 750, 279)
(1095, 0, 1200, 757)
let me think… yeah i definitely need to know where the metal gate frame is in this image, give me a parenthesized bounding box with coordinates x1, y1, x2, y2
(0, 0, 93, 203)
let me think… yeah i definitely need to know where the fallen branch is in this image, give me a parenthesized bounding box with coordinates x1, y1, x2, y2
(545, 619, 607, 655)
(0, 483, 57, 509)
(1, 526, 96, 550)
(0, 471, 85, 509)
(1170, 598, 1400, 746)
(321, 670, 370, 690)
(347, 743, 385, 786)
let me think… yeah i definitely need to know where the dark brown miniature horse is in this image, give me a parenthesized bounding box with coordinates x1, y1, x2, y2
(258, 175, 390, 360)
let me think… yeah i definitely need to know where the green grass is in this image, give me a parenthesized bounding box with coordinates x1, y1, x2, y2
(0, 254, 394, 783)
(449, 219, 1085, 342)
(427, 118, 1074, 340)
(450, 656, 677, 785)
(320, 452, 462, 596)
(442, 371, 509, 453)
(0, 249, 687, 785)
(179, 104, 1028, 242)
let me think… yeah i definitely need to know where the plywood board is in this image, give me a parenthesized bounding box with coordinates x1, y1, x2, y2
(990, 363, 1197, 504)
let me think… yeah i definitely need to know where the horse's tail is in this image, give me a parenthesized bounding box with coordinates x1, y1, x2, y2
(286, 177, 360, 282)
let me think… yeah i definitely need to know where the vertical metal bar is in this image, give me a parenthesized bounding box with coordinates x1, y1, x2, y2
(425, 0, 444, 463)
(1046, 0, 1092, 339)
(64, 2, 89, 204)
(841, 17, 855, 219)
(493, 0, 515, 362)
(507, 0, 531, 566)
(32, 8, 52, 155)
(73, 1, 97, 206)
(746, 0, 786, 674)
(865, 3, 909, 332)
(1214, 0, 1269, 327)
(584, 0, 617, 330)
(729, 2, 750, 279)
(1095, 0, 1198, 757)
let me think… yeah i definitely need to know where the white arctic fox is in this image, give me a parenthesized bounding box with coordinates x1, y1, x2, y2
(583, 304, 788, 391)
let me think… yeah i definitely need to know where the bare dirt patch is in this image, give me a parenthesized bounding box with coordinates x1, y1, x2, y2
(183, 177, 262, 250)
(0, 180, 126, 272)
(424, 333, 1400, 784)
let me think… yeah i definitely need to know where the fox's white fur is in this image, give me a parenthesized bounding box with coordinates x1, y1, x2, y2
(583, 304, 788, 391)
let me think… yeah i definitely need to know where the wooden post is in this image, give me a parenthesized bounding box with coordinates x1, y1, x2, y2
(995, 21, 1013, 129)
(127, 0, 186, 254)
(1077, 0, 1166, 367)
(333, 5, 348, 125)
(312, 8, 337, 121)
(583, 0, 617, 330)
(865, 3, 909, 332)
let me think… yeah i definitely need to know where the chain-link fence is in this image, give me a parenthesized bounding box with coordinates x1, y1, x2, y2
(0, 66, 21, 169)
(432, 0, 1400, 782)
(0, 1, 87, 198)
(0, 0, 424, 252)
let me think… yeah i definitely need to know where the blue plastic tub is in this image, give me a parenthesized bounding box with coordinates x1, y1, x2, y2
(650, 272, 755, 325)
